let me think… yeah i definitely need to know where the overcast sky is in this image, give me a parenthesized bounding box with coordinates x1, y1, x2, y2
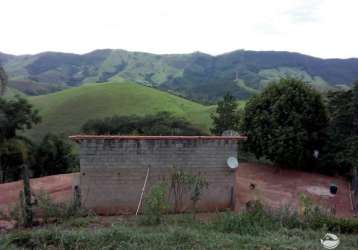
(1, 0, 357, 58)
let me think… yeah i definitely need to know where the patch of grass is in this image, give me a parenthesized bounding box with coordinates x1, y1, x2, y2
(212, 202, 358, 235)
(2, 197, 357, 249)
(1, 220, 358, 250)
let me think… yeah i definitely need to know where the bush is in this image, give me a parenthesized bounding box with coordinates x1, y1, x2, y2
(212, 202, 278, 235)
(140, 183, 170, 225)
(170, 168, 208, 214)
(35, 191, 88, 223)
(6, 190, 89, 227)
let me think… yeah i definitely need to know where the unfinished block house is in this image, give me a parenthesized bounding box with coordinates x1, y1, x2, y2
(70, 135, 246, 214)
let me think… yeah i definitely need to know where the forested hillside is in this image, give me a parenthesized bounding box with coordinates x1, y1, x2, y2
(2, 49, 358, 102)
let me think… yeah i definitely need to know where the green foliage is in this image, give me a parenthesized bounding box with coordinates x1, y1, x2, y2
(170, 168, 208, 213)
(34, 191, 85, 223)
(0, 65, 8, 96)
(170, 168, 193, 212)
(2, 210, 358, 250)
(320, 81, 358, 176)
(7, 190, 86, 227)
(140, 183, 170, 225)
(212, 203, 277, 235)
(0, 138, 33, 183)
(0, 97, 77, 183)
(32, 133, 78, 177)
(82, 111, 205, 136)
(213, 201, 358, 236)
(242, 78, 328, 169)
(0, 95, 41, 139)
(210, 93, 241, 135)
(189, 175, 208, 215)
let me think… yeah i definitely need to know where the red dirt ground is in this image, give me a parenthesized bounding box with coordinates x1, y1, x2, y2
(0, 173, 79, 214)
(235, 163, 354, 218)
(0, 163, 354, 217)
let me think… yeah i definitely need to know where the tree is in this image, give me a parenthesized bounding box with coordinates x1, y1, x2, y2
(0, 96, 40, 182)
(0, 96, 41, 139)
(0, 66, 8, 96)
(0, 137, 33, 182)
(210, 93, 240, 135)
(321, 81, 358, 176)
(32, 133, 78, 177)
(352, 81, 358, 135)
(242, 78, 328, 169)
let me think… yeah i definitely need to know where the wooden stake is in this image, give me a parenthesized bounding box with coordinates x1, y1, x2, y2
(22, 164, 33, 227)
(136, 166, 150, 215)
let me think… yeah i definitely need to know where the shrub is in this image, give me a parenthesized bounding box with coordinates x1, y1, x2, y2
(170, 168, 208, 214)
(140, 183, 170, 225)
(212, 202, 278, 235)
(35, 191, 88, 223)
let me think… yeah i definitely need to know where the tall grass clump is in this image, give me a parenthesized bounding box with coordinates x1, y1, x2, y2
(212, 201, 278, 235)
(212, 199, 358, 235)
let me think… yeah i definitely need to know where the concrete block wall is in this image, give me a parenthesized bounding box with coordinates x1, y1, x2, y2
(71, 136, 244, 214)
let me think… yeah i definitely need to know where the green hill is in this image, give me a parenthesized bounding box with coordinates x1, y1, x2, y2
(26, 81, 215, 140)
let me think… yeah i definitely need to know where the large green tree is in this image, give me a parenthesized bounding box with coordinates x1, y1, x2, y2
(0, 96, 41, 182)
(210, 93, 241, 135)
(321, 81, 358, 175)
(242, 78, 328, 169)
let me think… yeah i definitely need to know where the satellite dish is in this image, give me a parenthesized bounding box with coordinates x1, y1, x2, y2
(227, 157, 239, 169)
(222, 130, 239, 136)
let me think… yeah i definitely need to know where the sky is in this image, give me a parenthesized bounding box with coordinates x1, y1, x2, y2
(1, 0, 358, 58)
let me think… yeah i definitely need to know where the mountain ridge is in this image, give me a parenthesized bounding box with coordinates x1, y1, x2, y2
(2, 49, 358, 101)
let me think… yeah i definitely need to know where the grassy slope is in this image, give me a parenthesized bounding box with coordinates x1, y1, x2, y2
(26, 81, 214, 140)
